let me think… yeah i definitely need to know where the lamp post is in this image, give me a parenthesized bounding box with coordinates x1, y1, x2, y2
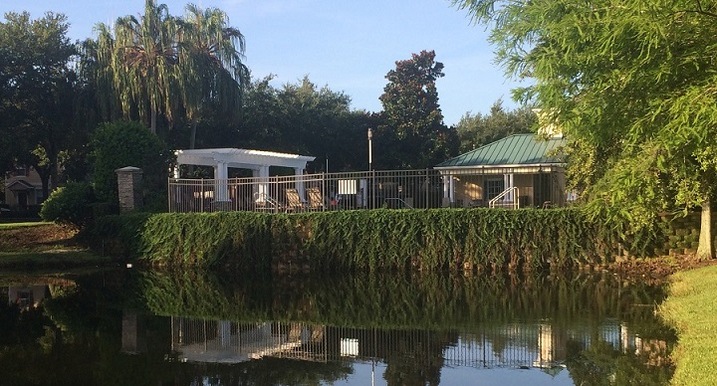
(367, 128, 374, 209)
(367, 128, 373, 171)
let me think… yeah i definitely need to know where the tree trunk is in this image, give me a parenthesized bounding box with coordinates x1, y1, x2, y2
(189, 121, 198, 150)
(150, 109, 157, 135)
(696, 199, 715, 260)
(35, 165, 51, 204)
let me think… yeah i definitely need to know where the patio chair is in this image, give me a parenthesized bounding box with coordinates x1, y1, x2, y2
(284, 188, 306, 212)
(306, 187, 325, 211)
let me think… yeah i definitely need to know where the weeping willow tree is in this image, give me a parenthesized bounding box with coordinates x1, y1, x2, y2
(82, 0, 248, 143)
(111, 0, 177, 134)
(454, 0, 717, 259)
(177, 4, 249, 149)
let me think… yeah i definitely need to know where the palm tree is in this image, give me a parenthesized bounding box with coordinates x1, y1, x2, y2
(78, 24, 122, 122)
(177, 3, 249, 148)
(113, 0, 178, 134)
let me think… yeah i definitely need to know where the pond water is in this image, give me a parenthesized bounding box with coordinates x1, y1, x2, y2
(0, 267, 675, 385)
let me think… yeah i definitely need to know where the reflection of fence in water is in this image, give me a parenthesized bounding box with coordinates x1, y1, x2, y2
(171, 318, 328, 363)
(169, 317, 645, 368)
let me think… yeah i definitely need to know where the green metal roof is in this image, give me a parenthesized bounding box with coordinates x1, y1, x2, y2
(436, 133, 566, 168)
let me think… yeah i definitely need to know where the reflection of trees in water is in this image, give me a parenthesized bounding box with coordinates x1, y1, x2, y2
(566, 339, 674, 386)
(380, 330, 454, 386)
(138, 269, 670, 332)
(0, 281, 108, 385)
(133, 267, 676, 384)
(0, 269, 677, 385)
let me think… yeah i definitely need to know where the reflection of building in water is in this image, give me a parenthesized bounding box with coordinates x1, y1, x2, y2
(533, 323, 567, 368)
(171, 317, 328, 363)
(7, 285, 47, 310)
(618, 322, 669, 366)
(163, 316, 665, 370)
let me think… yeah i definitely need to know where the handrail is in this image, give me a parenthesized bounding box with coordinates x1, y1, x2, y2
(253, 192, 282, 211)
(384, 197, 413, 209)
(488, 187, 520, 209)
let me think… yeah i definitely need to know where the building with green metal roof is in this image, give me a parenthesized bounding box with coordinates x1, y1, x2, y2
(434, 133, 567, 208)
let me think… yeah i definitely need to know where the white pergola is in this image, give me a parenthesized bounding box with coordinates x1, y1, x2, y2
(174, 148, 315, 202)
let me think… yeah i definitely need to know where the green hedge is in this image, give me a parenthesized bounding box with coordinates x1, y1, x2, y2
(287, 208, 618, 271)
(87, 208, 622, 271)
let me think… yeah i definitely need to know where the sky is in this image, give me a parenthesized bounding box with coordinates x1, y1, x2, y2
(0, 0, 526, 126)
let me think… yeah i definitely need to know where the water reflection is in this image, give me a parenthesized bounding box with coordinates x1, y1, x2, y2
(0, 269, 675, 385)
(156, 318, 664, 374)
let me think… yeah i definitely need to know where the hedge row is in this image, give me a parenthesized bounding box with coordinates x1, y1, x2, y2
(86, 208, 625, 272)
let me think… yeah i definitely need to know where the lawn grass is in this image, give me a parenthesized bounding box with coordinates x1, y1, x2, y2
(0, 250, 112, 270)
(0, 221, 114, 269)
(0, 221, 51, 230)
(660, 264, 717, 386)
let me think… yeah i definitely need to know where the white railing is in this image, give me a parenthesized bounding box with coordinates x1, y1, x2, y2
(489, 187, 520, 209)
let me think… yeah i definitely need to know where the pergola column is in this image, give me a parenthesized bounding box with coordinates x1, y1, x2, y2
(253, 165, 270, 202)
(294, 167, 306, 201)
(442, 173, 455, 206)
(214, 161, 229, 202)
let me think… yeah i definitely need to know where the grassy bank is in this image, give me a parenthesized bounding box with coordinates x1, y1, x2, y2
(660, 264, 717, 386)
(0, 222, 112, 270)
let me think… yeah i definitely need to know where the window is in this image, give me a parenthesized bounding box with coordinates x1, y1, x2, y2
(484, 178, 505, 200)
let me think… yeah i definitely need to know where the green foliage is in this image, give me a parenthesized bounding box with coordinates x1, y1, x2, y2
(289, 208, 621, 272)
(90, 120, 172, 205)
(84, 0, 248, 142)
(39, 182, 96, 228)
(378, 50, 459, 169)
(237, 76, 375, 172)
(566, 339, 674, 386)
(456, 100, 537, 153)
(139, 212, 274, 268)
(89, 208, 632, 270)
(0, 11, 82, 196)
(82, 212, 153, 259)
(453, 0, 717, 258)
(178, 3, 249, 149)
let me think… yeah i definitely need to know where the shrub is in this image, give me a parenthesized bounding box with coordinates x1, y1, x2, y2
(40, 182, 96, 228)
(90, 121, 173, 206)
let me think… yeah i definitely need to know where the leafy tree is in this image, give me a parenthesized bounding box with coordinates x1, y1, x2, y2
(456, 100, 537, 153)
(0, 11, 79, 198)
(111, 0, 177, 134)
(177, 4, 249, 149)
(77, 26, 123, 125)
(90, 121, 171, 209)
(378, 50, 458, 169)
(85, 0, 248, 147)
(237, 76, 374, 172)
(454, 0, 717, 258)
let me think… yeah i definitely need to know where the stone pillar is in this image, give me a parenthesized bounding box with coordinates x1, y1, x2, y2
(116, 166, 143, 213)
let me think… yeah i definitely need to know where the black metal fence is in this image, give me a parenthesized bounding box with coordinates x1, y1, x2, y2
(168, 167, 567, 213)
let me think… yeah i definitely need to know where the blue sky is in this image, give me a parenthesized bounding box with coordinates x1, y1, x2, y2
(0, 0, 526, 126)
